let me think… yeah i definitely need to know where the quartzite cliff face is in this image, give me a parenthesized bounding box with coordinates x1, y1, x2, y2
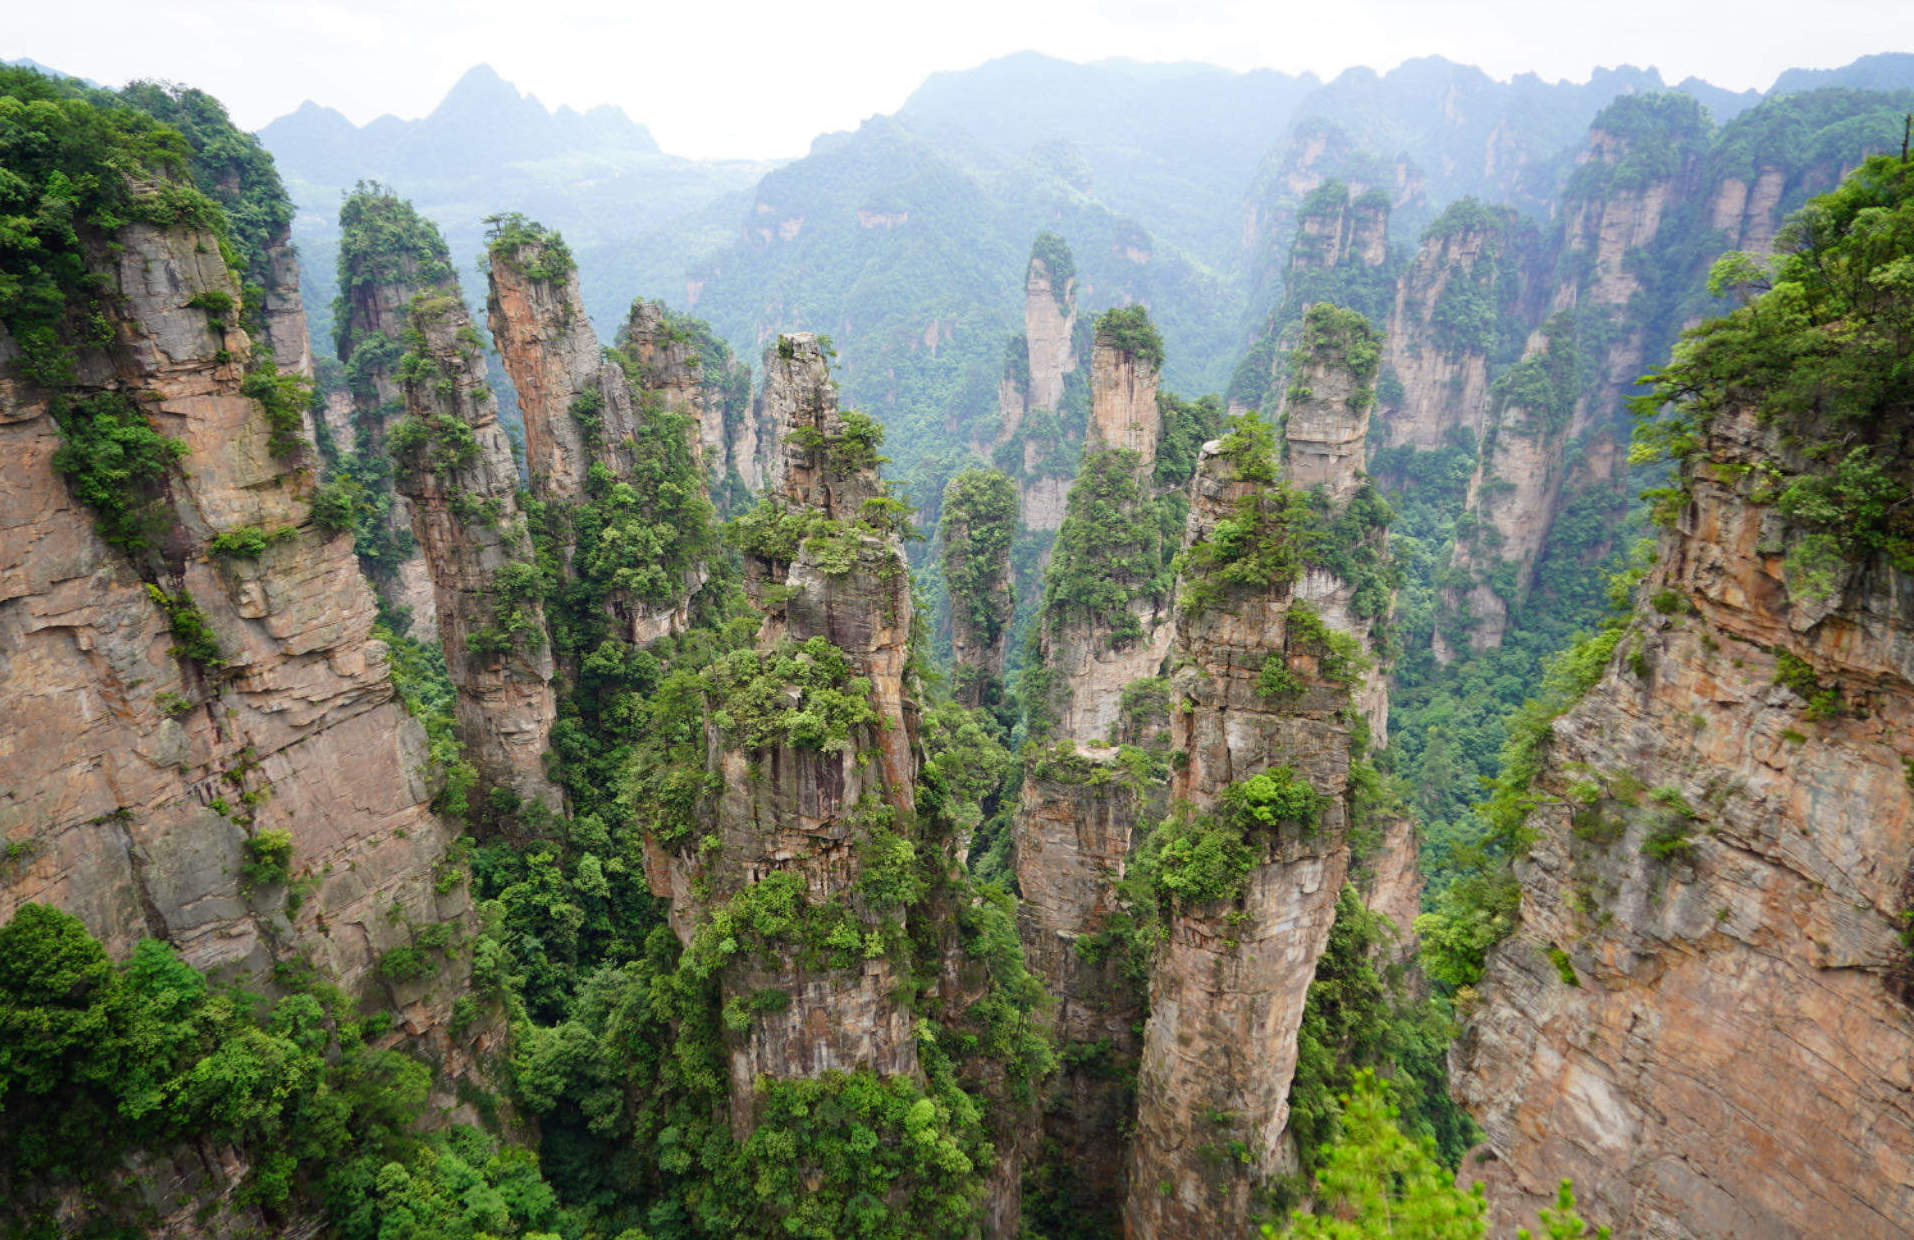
(392, 277, 562, 811)
(642, 334, 924, 1131)
(1125, 306, 1394, 1238)
(1452, 400, 1914, 1238)
(1012, 315, 1174, 1233)
(0, 209, 476, 1050)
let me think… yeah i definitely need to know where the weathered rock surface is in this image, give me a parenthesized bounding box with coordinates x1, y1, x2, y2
(486, 241, 712, 646)
(393, 285, 562, 810)
(0, 216, 475, 1045)
(1454, 404, 1914, 1238)
(1088, 332, 1161, 462)
(1282, 312, 1376, 505)
(1375, 205, 1531, 458)
(1436, 327, 1570, 659)
(1124, 422, 1391, 1238)
(486, 243, 603, 499)
(643, 333, 922, 1134)
(1433, 113, 1699, 657)
(1025, 255, 1079, 416)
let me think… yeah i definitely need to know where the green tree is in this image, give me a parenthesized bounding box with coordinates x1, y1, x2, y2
(1267, 1069, 1488, 1239)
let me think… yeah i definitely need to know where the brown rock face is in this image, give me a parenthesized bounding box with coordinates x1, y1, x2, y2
(1124, 428, 1391, 1239)
(1015, 740, 1163, 1228)
(485, 242, 602, 499)
(392, 287, 562, 811)
(0, 216, 473, 1039)
(644, 333, 923, 1134)
(1375, 206, 1532, 458)
(485, 242, 713, 647)
(1452, 405, 1914, 1239)
(1025, 256, 1079, 415)
(1088, 335, 1161, 461)
(1281, 306, 1380, 504)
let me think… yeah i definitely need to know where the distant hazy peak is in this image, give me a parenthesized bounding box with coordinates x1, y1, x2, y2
(260, 63, 659, 161)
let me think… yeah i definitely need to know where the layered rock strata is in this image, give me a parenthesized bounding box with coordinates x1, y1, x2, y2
(486, 233, 713, 646)
(1126, 341, 1393, 1239)
(1452, 403, 1914, 1238)
(0, 209, 475, 1039)
(643, 333, 922, 1133)
(392, 282, 562, 810)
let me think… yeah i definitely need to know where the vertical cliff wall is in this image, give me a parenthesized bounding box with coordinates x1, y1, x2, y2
(1432, 98, 1709, 655)
(1374, 201, 1537, 460)
(1126, 308, 1394, 1238)
(1456, 404, 1914, 1237)
(1008, 307, 1176, 1230)
(391, 278, 562, 810)
(993, 237, 1089, 536)
(1230, 179, 1396, 422)
(1284, 304, 1382, 504)
(1025, 311, 1173, 744)
(331, 192, 456, 644)
(0, 205, 474, 1042)
(1453, 150, 1914, 1237)
(641, 334, 922, 1133)
(486, 224, 716, 648)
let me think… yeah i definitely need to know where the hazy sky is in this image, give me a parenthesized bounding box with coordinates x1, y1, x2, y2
(8, 0, 1912, 159)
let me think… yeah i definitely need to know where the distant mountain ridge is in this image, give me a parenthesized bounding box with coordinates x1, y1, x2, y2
(247, 49, 1914, 515)
(259, 64, 659, 185)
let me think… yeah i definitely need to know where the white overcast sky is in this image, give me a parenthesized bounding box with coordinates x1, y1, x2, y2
(7, 0, 1912, 159)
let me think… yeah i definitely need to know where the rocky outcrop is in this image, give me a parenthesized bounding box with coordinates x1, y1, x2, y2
(619, 299, 760, 500)
(1028, 336, 1172, 744)
(1374, 202, 1535, 458)
(392, 283, 561, 811)
(332, 193, 448, 643)
(0, 211, 475, 1047)
(643, 333, 921, 1133)
(485, 233, 602, 499)
(991, 236, 1089, 576)
(1230, 177, 1397, 421)
(1024, 247, 1079, 417)
(1008, 311, 1177, 1227)
(1452, 403, 1914, 1238)
(1706, 165, 1790, 256)
(1284, 304, 1381, 504)
(259, 232, 313, 380)
(1016, 733, 1166, 1232)
(1435, 324, 1574, 658)
(486, 230, 715, 647)
(1125, 344, 1393, 1238)
(1434, 99, 1707, 657)
(1088, 329, 1161, 462)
